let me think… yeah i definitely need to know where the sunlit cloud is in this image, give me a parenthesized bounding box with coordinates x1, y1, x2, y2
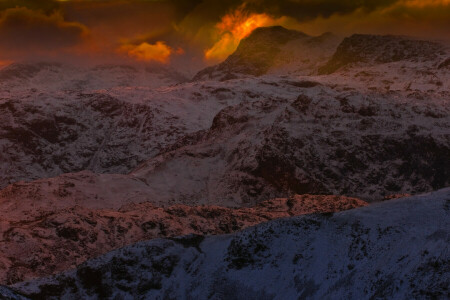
(0, 0, 448, 65)
(119, 41, 184, 64)
(205, 6, 290, 61)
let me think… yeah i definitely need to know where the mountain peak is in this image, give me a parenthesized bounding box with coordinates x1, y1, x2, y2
(193, 26, 310, 80)
(319, 34, 445, 74)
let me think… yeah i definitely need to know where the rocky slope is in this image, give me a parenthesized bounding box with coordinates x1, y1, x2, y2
(0, 194, 366, 285)
(8, 189, 449, 299)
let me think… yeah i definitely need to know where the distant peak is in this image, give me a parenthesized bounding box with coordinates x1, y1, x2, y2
(319, 34, 445, 74)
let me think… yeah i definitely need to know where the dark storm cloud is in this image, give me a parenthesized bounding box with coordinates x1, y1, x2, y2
(168, 0, 399, 23)
(0, 0, 60, 12)
(0, 0, 448, 63)
(0, 7, 88, 56)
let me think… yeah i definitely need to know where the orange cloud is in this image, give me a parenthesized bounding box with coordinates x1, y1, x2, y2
(119, 41, 183, 64)
(205, 7, 281, 61)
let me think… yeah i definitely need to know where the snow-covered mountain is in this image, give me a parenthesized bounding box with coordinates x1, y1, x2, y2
(7, 189, 449, 299)
(2, 75, 447, 210)
(0, 27, 449, 296)
(319, 34, 448, 74)
(0, 194, 366, 284)
(1, 29, 449, 203)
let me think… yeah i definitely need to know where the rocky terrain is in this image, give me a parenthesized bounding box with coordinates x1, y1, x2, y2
(0, 26, 449, 299)
(5, 189, 449, 299)
(0, 194, 366, 285)
(0, 28, 448, 202)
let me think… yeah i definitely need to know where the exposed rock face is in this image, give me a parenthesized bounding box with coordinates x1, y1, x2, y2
(10, 189, 450, 300)
(0, 195, 366, 284)
(319, 34, 447, 74)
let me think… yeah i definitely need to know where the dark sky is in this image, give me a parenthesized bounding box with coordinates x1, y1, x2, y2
(0, 0, 448, 65)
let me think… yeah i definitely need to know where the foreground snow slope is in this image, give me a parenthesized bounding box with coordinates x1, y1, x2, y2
(10, 189, 450, 299)
(0, 195, 366, 284)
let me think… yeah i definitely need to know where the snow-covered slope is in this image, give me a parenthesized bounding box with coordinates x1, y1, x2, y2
(0, 194, 366, 284)
(1, 69, 449, 209)
(0, 78, 265, 189)
(9, 189, 450, 299)
(0, 286, 27, 300)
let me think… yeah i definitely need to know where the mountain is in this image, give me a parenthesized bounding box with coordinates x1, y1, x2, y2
(0, 77, 248, 189)
(1, 55, 449, 207)
(0, 27, 449, 298)
(319, 34, 448, 74)
(1, 31, 447, 195)
(8, 189, 450, 299)
(193, 26, 340, 80)
(0, 194, 366, 284)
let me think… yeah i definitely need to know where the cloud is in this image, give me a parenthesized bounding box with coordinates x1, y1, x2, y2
(291, 0, 450, 39)
(0, 7, 89, 57)
(118, 41, 184, 63)
(0, 0, 59, 13)
(204, 4, 294, 61)
(0, 0, 448, 65)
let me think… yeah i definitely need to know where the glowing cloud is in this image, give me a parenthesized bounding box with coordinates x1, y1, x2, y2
(119, 41, 183, 64)
(205, 7, 279, 61)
